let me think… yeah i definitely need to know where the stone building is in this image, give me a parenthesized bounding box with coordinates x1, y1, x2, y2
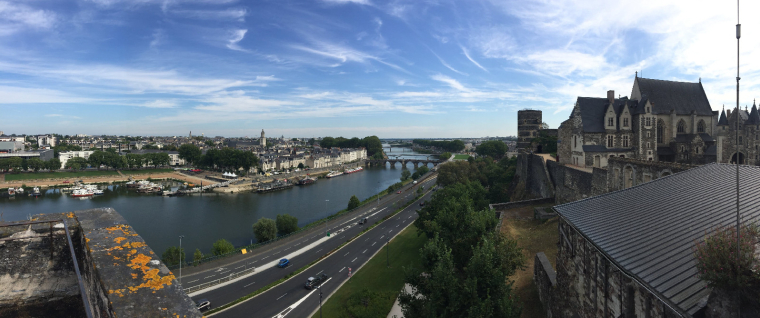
(260, 129, 266, 148)
(517, 109, 543, 152)
(558, 76, 717, 168)
(536, 163, 760, 317)
(715, 103, 760, 164)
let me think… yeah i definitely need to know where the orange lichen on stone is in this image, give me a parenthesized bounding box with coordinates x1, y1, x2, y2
(128, 253, 151, 271)
(108, 289, 125, 297)
(129, 249, 137, 255)
(124, 253, 175, 293)
(114, 237, 127, 244)
(66, 212, 75, 218)
(131, 273, 138, 279)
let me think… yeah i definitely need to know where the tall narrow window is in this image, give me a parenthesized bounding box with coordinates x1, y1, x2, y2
(657, 121, 664, 143)
(622, 135, 629, 147)
(608, 117, 614, 127)
(697, 120, 705, 133)
(677, 120, 685, 133)
(574, 136, 577, 149)
(607, 135, 614, 148)
(645, 117, 651, 126)
(623, 118, 629, 127)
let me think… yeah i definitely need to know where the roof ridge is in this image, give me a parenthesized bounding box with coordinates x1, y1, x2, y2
(637, 77, 701, 85)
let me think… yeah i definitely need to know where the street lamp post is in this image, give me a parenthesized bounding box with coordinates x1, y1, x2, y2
(179, 235, 184, 286)
(325, 199, 329, 237)
(319, 285, 323, 318)
(386, 237, 390, 268)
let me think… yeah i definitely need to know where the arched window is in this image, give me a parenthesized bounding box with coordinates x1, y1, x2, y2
(697, 120, 705, 133)
(677, 120, 686, 133)
(657, 120, 664, 143)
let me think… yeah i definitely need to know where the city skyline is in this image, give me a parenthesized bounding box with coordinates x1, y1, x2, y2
(3, 0, 760, 137)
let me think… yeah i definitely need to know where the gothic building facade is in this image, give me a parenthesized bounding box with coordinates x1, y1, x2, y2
(558, 76, 719, 168)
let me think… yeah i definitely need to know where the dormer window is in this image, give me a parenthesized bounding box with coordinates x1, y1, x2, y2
(646, 107, 650, 113)
(623, 118, 629, 127)
(608, 117, 614, 127)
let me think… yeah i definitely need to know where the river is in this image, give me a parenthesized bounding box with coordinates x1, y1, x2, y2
(0, 145, 435, 257)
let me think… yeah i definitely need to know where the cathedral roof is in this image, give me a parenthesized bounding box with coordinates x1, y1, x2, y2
(746, 104, 760, 126)
(576, 97, 629, 132)
(635, 77, 712, 116)
(717, 109, 728, 126)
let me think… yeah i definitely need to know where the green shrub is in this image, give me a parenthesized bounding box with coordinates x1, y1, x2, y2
(694, 224, 760, 291)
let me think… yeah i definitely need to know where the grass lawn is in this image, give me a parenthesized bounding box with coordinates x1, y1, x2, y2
(453, 154, 470, 160)
(313, 224, 427, 318)
(501, 217, 559, 318)
(119, 168, 176, 175)
(3, 170, 120, 181)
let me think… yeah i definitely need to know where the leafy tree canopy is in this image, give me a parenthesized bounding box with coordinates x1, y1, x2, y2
(253, 218, 277, 243)
(475, 140, 507, 159)
(212, 239, 235, 256)
(347, 195, 361, 210)
(276, 214, 299, 235)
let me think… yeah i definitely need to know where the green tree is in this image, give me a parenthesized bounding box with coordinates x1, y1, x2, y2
(178, 144, 202, 165)
(205, 140, 215, 147)
(46, 158, 61, 171)
(440, 152, 452, 160)
(400, 169, 411, 181)
(27, 158, 44, 172)
(65, 157, 89, 170)
(347, 195, 361, 210)
(417, 186, 424, 195)
(532, 130, 558, 154)
(253, 218, 277, 243)
(475, 140, 507, 159)
(411, 171, 420, 180)
(161, 246, 185, 266)
(211, 239, 235, 256)
(417, 166, 430, 175)
(21, 158, 28, 171)
(193, 248, 204, 266)
(276, 214, 299, 235)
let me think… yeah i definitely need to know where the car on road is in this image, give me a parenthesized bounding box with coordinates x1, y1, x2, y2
(305, 274, 328, 290)
(397, 190, 402, 194)
(195, 299, 211, 311)
(359, 217, 368, 225)
(277, 258, 290, 268)
(419, 202, 425, 207)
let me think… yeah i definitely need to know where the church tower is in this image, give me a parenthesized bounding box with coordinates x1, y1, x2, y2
(260, 129, 266, 148)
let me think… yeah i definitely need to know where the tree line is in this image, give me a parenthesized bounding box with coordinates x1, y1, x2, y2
(319, 136, 384, 160)
(178, 144, 258, 173)
(436, 155, 517, 203)
(63, 150, 172, 170)
(0, 157, 61, 172)
(412, 139, 466, 152)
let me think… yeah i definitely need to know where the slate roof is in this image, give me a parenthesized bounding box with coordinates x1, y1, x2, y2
(717, 110, 728, 126)
(705, 145, 717, 156)
(635, 77, 712, 116)
(576, 97, 629, 133)
(657, 147, 675, 156)
(582, 145, 632, 153)
(553, 163, 760, 316)
(746, 104, 760, 126)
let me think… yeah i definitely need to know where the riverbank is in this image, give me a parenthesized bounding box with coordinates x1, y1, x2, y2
(0, 171, 214, 190)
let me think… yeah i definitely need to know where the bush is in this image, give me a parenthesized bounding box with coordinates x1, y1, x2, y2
(193, 248, 204, 266)
(253, 218, 278, 243)
(161, 246, 185, 266)
(401, 169, 411, 181)
(276, 214, 299, 235)
(694, 224, 760, 291)
(345, 289, 395, 318)
(212, 239, 235, 256)
(347, 195, 361, 210)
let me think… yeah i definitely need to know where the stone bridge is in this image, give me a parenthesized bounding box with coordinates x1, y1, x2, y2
(365, 159, 443, 169)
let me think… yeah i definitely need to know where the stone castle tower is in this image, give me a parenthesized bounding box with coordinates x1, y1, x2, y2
(517, 110, 542, 152)
(260, 129, 266, 148)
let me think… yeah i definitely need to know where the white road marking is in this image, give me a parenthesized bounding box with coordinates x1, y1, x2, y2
(344, 252, 350, 257)
(187, 279, 199, 284)
(277, 293, 288, 301)
(273, 278, 332, 318)
(380, 235, 385, 240)
(363, 249, 367, 254)
(339, 267, 345, 272)
(235, 265, 244, 269)
(371, 242, 376, 246)
(317, 270, 323, 275)
(396, 224, 400, 227)
(352, 257, 357, 262)
(365, 237, 370, 241)
(204, 275, 215, 279)
(244, 281, 256, 288)
(315, 249, 323, 253)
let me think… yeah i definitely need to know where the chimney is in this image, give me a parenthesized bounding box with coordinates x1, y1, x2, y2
(607, 90, 615, 103)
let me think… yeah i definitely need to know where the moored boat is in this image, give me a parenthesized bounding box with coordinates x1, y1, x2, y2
(298, 177, 317, 185)
(71, 189, 94, 197)
(29, 187, 41, 197)
(326, 171, 343, 178)
(92, 189, 104, 195)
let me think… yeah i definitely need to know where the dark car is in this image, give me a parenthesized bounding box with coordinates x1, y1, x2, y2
(305, 273, 328, 290)
(359, 217, 368, 225)
(419, 201, 425, 206)
(196, 299, 211, 311)
(277, 258, 289, 268)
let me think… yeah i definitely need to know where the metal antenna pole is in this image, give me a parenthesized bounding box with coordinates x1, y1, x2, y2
(736, 1, 742, 316)
(179, 235, 184, 286)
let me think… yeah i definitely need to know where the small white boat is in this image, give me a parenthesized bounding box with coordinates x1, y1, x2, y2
(29, 187, 41, 197)
(92, 189, 104, 195)
(15, 187, 24, 194)
(71, 189, 94, 197)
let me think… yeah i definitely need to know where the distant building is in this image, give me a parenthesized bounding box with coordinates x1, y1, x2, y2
(59, 151, 94, 169)
(260, 129, 267, 148)
(36, 135, 57, 148)
(125, 150, 185, 166)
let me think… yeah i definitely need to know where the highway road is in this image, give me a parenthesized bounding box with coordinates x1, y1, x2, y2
(188, 175, 437, 317)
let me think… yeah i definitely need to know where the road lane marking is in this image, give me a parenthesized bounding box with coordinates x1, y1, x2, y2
(277, 293, 288, 301)
(352, 257, 357, 262)
(315, 249, 323, 253)
(365, 237, 370, 241)
(274, 278, 332, 318)
(339, 267, 345, 272)
(371, 242, 376, 246)
(340, 236, 345, 239)
(363, 249, 367, 254)
(396, 224, 400, 227)
(317, 270, 323, 275)
(187, 279, 199, 283)
(244, 281, 256, 288)
(204, 275, 214, 279)
(235, 265, 244, 269)
(344, 252, 350, 257)
(380, 235, 384, 239)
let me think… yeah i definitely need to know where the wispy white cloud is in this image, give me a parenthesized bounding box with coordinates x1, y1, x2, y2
(141, 100, 178, 108)
(432, 52, 467, 76)
(150, 29, 165, 48)
(173, 8, 247, 21)
(394, 91, 441, 98)
(461, 46, 487, 72)
(431, 74, 469, 92)
(227, 29, 248, 51)
(291, 39, 406, 72)
(0, 1, 56, 35)
(321, 0, 372, 5)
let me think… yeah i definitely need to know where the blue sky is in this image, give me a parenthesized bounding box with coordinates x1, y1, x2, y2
(2, 0, 760, 138)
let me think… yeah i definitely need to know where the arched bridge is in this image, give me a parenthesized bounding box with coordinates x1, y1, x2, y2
(365, 159, 444, 169)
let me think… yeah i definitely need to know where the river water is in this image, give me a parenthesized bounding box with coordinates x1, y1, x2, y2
(0, 145, 434, 257)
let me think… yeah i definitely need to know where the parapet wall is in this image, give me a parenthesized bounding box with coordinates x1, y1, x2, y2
(534, 252, 557, 318)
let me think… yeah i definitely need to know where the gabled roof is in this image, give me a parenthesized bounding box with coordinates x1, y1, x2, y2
(576, 97, 629, 133)
(554, 163, 760, 316)
(746, 104, 760, 126)
(635, 77, 712, 116)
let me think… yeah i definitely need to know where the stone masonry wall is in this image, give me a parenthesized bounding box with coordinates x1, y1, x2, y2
(606, 157, 696, 192)
(534, 252, 557, 318)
